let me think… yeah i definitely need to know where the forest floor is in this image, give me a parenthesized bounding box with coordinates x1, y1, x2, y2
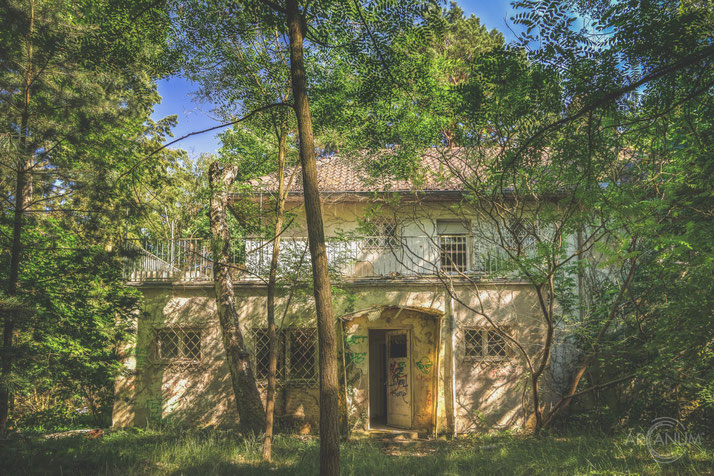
(1, 427, 712, 475)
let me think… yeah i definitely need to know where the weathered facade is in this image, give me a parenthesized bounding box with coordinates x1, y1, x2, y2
(114, 149, 574, 434)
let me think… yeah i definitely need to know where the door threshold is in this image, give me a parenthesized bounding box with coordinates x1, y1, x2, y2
(364, 423, 420, 440)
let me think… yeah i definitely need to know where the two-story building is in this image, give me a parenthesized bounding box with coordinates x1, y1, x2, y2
(113, 148, 573, 435)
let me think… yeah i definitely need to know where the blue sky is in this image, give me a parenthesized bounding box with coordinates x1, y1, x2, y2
(152, 0, 517, 157)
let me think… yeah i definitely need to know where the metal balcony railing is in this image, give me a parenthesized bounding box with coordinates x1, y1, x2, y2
(123, 235, 514, 283)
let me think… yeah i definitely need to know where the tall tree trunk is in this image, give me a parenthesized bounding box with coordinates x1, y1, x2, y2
(286, 1, 341, 473)
(263, 127, 288, 461)
(1, 0, 34, 432)
(209, 161, 265, 435)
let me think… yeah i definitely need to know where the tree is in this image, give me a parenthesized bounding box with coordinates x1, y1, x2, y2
(173, 1, 297, 448)
(173, 0, 436, 470)
(0, 0, 171, 431)
(507, 0, 714, 429)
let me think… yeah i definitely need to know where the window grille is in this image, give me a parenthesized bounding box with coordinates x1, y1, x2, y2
(361, 218, 400, 250)
(439, 234, 468, 273)
(251, 328, 286, 380)
(288, 328, 317, 380)
(250, 327, 317, 385)
(155, 328, 202, 363)
(464, 328, 483, 358)
(463, 327, 509, 361)
(505, 218, 537, 252)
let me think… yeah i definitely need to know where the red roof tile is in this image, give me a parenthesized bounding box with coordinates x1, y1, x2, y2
(249, 147, 474, 194)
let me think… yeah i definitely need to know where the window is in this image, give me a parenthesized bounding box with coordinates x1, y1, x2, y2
(252, 328, 286, 380)
(504, 218, 537, 252)
(463, 327, 509, 361)
(251, 327, 317, 384)
(361, 217, 400, 250)
(389, 334, 407, 358)
(156, 328, 202, 363)
(438, 220, 470, 273)
(288, 328, 317, 380)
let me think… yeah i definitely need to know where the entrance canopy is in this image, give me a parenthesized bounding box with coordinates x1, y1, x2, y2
(340, 305, 443, 322)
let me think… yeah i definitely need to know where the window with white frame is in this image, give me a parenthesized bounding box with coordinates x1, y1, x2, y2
(463, 327, 509, 361)
(155, 328, 202, 363)
(250, 327, 317, 385)
(438, 220, 470, 273)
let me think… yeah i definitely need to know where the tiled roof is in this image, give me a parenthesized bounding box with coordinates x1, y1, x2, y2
(249, 147, 474, 194)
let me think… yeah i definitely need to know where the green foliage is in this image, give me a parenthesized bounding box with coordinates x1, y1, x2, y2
(507, 0, 714, 427)
(0, 0, 175, 429)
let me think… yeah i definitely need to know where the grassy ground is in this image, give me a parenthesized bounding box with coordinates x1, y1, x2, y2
(1, 428, 712, 475)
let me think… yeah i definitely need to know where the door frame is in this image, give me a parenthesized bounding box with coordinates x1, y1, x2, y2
(367, 326, 414, 430)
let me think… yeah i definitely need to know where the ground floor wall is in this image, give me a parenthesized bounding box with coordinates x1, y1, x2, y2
(113, 282, 569, 434)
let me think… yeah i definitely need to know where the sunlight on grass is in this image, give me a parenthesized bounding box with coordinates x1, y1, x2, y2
(1, 429, 711, 475)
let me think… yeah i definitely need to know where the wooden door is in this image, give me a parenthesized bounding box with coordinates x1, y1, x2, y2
(386, 330, 412, 428)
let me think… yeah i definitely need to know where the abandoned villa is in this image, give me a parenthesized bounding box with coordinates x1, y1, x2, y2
(113, 148, 578, 435)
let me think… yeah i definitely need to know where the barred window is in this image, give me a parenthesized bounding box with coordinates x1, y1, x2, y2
(438, 220, 470, 273)
(463, 327, 509, 361)
(439, 234, 468, 273)
(156, 328, 202, 362)
(250, 327, 317, 384)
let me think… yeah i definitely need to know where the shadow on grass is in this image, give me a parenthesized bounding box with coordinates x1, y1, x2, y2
(1, 429, 711, 475)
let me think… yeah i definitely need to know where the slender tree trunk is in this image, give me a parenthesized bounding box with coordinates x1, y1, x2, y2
(444, 294, 456, 438)
(209, 161, 265, 435)
(541, 258, 638, 430)
(263, 127, 288, 461)
(1, 0, 34, 432)
(286, 1, 341, 473)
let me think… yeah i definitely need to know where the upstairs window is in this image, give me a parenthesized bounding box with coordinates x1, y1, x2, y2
(438, 220, 470, 273)
(251, 327, 317, 385)
(155, 328, 202, 363)
(463, 327, 509, 361)
(362, 217, 400, 250)
(504, 217, 538, 253)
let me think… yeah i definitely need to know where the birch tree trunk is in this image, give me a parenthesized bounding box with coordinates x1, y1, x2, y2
(209, 161, 265, 435)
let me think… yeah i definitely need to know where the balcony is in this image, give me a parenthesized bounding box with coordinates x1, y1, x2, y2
(123, 236, 510, 284)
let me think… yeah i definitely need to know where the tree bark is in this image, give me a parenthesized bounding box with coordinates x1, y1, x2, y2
(209, 161, 265, 435)
(1, 0, 34, 432)
(286, 1, 341, 473)
(263, 127, 288, 461)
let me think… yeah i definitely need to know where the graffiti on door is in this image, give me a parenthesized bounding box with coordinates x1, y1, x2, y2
(389, 360, 408, 403)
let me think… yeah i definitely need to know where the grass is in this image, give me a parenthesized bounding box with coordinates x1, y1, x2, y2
(1, 427, 712, 475)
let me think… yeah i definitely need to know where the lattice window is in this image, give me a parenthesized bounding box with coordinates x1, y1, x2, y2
(464, 328, 483, 358)
(463, 327, 509, 361)
(360, 218, 400, 250)
(486, 330, 507, 357)
(439, 234, 468, 273)
(155, 328, 202, 363)
(250, 327, 317, 385)
(251, 328, 286, 380)
(504, 218, 537, 253)
(288, 328, 317, 380)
